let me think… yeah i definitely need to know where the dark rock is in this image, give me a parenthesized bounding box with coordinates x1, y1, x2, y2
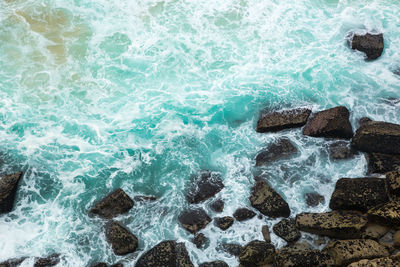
(209, 199, 224, 213)
(359, 117, 373, 127)
(198, 261, 229, 267)
(185, 171, 224, 204)
(273, 219, 301, 243)
(328, 141, 357, 160)
(233, 208, 256, 221)
(261, 225, 271, 243)
(386, 170, 400, 197)
(133, 195, 157, 202)
(329, 177, 389, 212)
(0, 172, 23, 214)
(249, 178, 290, 218)
(221, 243, 242, 256)
(256, 108, 312, 133)
(382, 98, 400, 106)
(105, 221, 138, 256)
(304, 192, 325, 207)
(366, 153, 400, 174)
(351, 33, 384, 60)
(352, 121, 400, 155)
(91, 263, 108, 267)
(0, 257, 27, 267)
(296, 211, 368, 239)
(192, 233, 208, 249)
(110, 264, 123, 267)
(34, 254, 60, 267)
(178, 208, 211, 234)
(255, 138, 298, 166)
(302, 106, 353, 139)
(368, 200, 400, 226)
(214, 216, 234, 230)
(239, 240, 275, 267)
(275, 248, 334, 267)
(348, 256, 400, 267)
(89, 188, 134, 219)
(176, 242, 194, 267)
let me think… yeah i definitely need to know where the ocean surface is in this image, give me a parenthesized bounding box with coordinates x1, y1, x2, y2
(0, 0, 400, 266)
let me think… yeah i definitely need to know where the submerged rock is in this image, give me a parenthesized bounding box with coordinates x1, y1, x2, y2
(366, 153, 400, 174)
(105, 221, 138, 256)
(176, 243, 194, 267)
(239, 240, 275, 267)
(304, 192, 325, 207)
(89, 188, 134, 219)
(185, 170, 224, 204)
(328, 141, 357, 160)
(275, 248, 334, 267)
(368, 200, 400, 226)
(0, 257, 27, 267)
(256, 108, 312, 133)
(351, 33, 384, 60)
(386, 170, 400, 197)
(0, 172, 23, 214)
(198, 261, 228, 267)
(214, 216, 234, 230)
(34, 254, 60, 267)
(273, 219, 301, 243)
(233, 208, 256, 221)
(178, 208, 211, 234)
(302, 106, 353, 139)
(209, 199, 224, 213)
(133, 195, 157, 202)
(192, 233, 208, 249)
(255, 138, 297, 166)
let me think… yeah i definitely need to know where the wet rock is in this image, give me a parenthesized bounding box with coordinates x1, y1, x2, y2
(185, 171, 224, 204)
(366, 153, 400, 174)
(209, 199, 224, 213)
(91, 263, 108, 267)
(0, 257, 27, 267)
(328, 141, 357, 160)
(296, 211, 368, 239)
(382, 98, 400, 106)
(133, 195, 157, 202)
(256, 108, 312, 133)
(239, 240, 275, 267)
(394, 230, 400, 248)
(250, 178, 290, 218)
(262, 225, 271, 243)
(214, 216, 234, 230)
(105, 221, 138, 256)
(329, 177, 388, 212)
(89, 188, 134, 219)
(286, 241, 312, 251)
(176, 242, 194, 267)
(255, 138, 298, 166)
(359, 117, 373, 127)
(362, 223, 391, 240)
(0, 172, 23, 214)
(275, 248, 334, 267)
(323, 239, 390, 266)
(352, 121, 400, 155)
(192, 233, 208, 249)
(348, 256, 400, 267)
(198, 261, 229, 267)
(351, 33, 384, 60)
(302, 106, 353, 139)
(178, 208, 211, 234)
(34, 254, 60, 267)
(304, 192, 324, 207)
(221, 243, 242, 257)
(273, 219, 301, 243)
(368, 200, 400, 226)
(110, 264, 123, 267)
(386, 170, 400, 197)
(233, 208, 256, 221)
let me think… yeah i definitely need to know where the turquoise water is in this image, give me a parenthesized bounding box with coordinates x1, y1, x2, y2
(0, 0, 400, 265)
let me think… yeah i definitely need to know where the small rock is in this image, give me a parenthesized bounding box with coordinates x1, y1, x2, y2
(239, 240, 275, 267)
(328, 141, 357, 160)
(273, 219, 301, 243)
(198, 261, 229, 267)
(351, 33, 384, 60)
(386, 170, 400, 197)
(368, 200, 400, 226)
(304, 192, 324, 207)
(366, 153, 400, 174)
(34, 254, 60, 267)
(256, 108, 312, 133)
(255, 138, 298, 166)
(209, 199, 224, 213)
(214, 216, 234, 230)
(105, 221, 138, 256)
(302, 106, 353, 139)
(133, 195, 157, 202)
(261, 225, 271, 243)
(185, 170, 224, 204)
(192, 233, 208, 249)
(89, 188, 134, 219)
(221, 243, 242, 256)
(178, 208, 211, 234)
(275, 248, 334, 267)
(394, 231, 400, 249)
(0, 172, 23, 214)
(233, 208, 256, 221)
(362, 223, 391, 240)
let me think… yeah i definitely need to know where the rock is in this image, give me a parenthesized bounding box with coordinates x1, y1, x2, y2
(133, 195, 157, 202)
(209, 199, 224, 213)
(110, 264, 123, 267)
(359, 117, 373, 127)
(366, 153, 400, 174)
(176, 242, 194, 267)
(0, 172, 23, 214)
(296, 211, 368, 239)
(273, 219, 301, 243)
(352, 121, 400, 155)
(362, 223, 391, 240)
(304, 192, 324, 207)
(255, 138, 298, 166)
(89, 188, 134, 219)
(34, 254, 60, 267)
(328, 141, 357, 160)
(233, 208, 256, 221)
(221, 243, 242, 256)
(275, 248, 334, 267)
(286, 241, 312, 251)
(185, 170, 224, 204)
(302, 106, 353, 139)
(105, 221, 138, 256)
(256, 108, 312, 133)
(348, 256, 400, 267)
(198, 261, 229, 267)
(329, 177, 388, 212)
(91, 263, 108, 267)
(192, 233, 208, 249)
(323, 239, 390, 266)
(386, 170, 400, 197)
(261, 225, 271, 243)
(178, 208, 211, 234)
(368, 200, 400, 226)
(214, 216, 234, 230)
(250, 178, 290, 218)
(382, 98, 400, 106)
(239, 240, 275, 267)
(351, 33, 384, 60)
(0, 257, 27, 267)
(394, 230, 400, 249)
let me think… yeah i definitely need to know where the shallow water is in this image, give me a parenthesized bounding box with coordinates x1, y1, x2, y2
(0, 0, 400, 266)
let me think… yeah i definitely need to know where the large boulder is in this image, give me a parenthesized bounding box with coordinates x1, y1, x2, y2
(178, 208, 211, 234)
(105, 221, 138, 256)
(273, 219, 301, 243)
(296, 211, 368, 239)
(214, 216, 234, 231)
(302, 106, 353, 139)
(175, 243, 195, 267)
(348, 256, 400, 267)
(89, 188, 134, 219)
(352, 121, 400, 155)
(250, 179, 290, 218)
(185, 171, 224, 204)
(328, 141, 357, 160)
(239, 240, 275, 267)
(255, 138, 297, 166)
(386, 170, 400, 197)
(256, 108, 312, 133)
(329, 177, 388, 212)
(198, 261, 229, 267)
(323, 239, 390, 266)
(0, 172, 23, 214)
(34, 254, 60, 267)
(275, 248, 334, 267)
(351, 33, 384, 60)
(366, 153, 400, 174)
(368, 200, 400, 226)
(233, 208, 256, 221)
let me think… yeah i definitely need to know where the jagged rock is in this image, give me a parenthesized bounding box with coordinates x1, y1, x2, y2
(185, 171, 224, 204)
(304, 192, 324, 207)
(323, 239, 390, 266)
(366, 153, 400, 174)
(256, 108, 312, 133)
(368, 200, 400, 226)
(221, 243, 242, 256)
(192, 233, 208, 249)
(329, 177, 388, 212)
(386, 170, 400, 197)
(133, 195, 157, 202)
(351, 33, 384, 60)
(255, 138, 298, 166)
(0, 257, 27, 267)
(362, 223, 391, 240)
(348, 256, 400, 267)
(214, 216, 234, 230)
(275, 248, 334, 267)
(239, 240, 275, 267)
(198, 261, 229, 267)
(352, 121, 400, 155)
(296, 211, 368, 239)
(178, 208, 211, 234)
(105, 221, 138, 256)
(89, 188, 134, 219)
(328, 141, 357, 160)
(273, 219, 301, 243)
(250, 178, 290, 218)
(209, 199, 224, 213)
(359, 117, 373, 127)
(262, 225, 271, 243)
(0, 172, 23, 214)
(233, 208, 256, 221)
(302, 106, 353, 139)
(34, 254, 60, 267)
(91, 263, 108, 267)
